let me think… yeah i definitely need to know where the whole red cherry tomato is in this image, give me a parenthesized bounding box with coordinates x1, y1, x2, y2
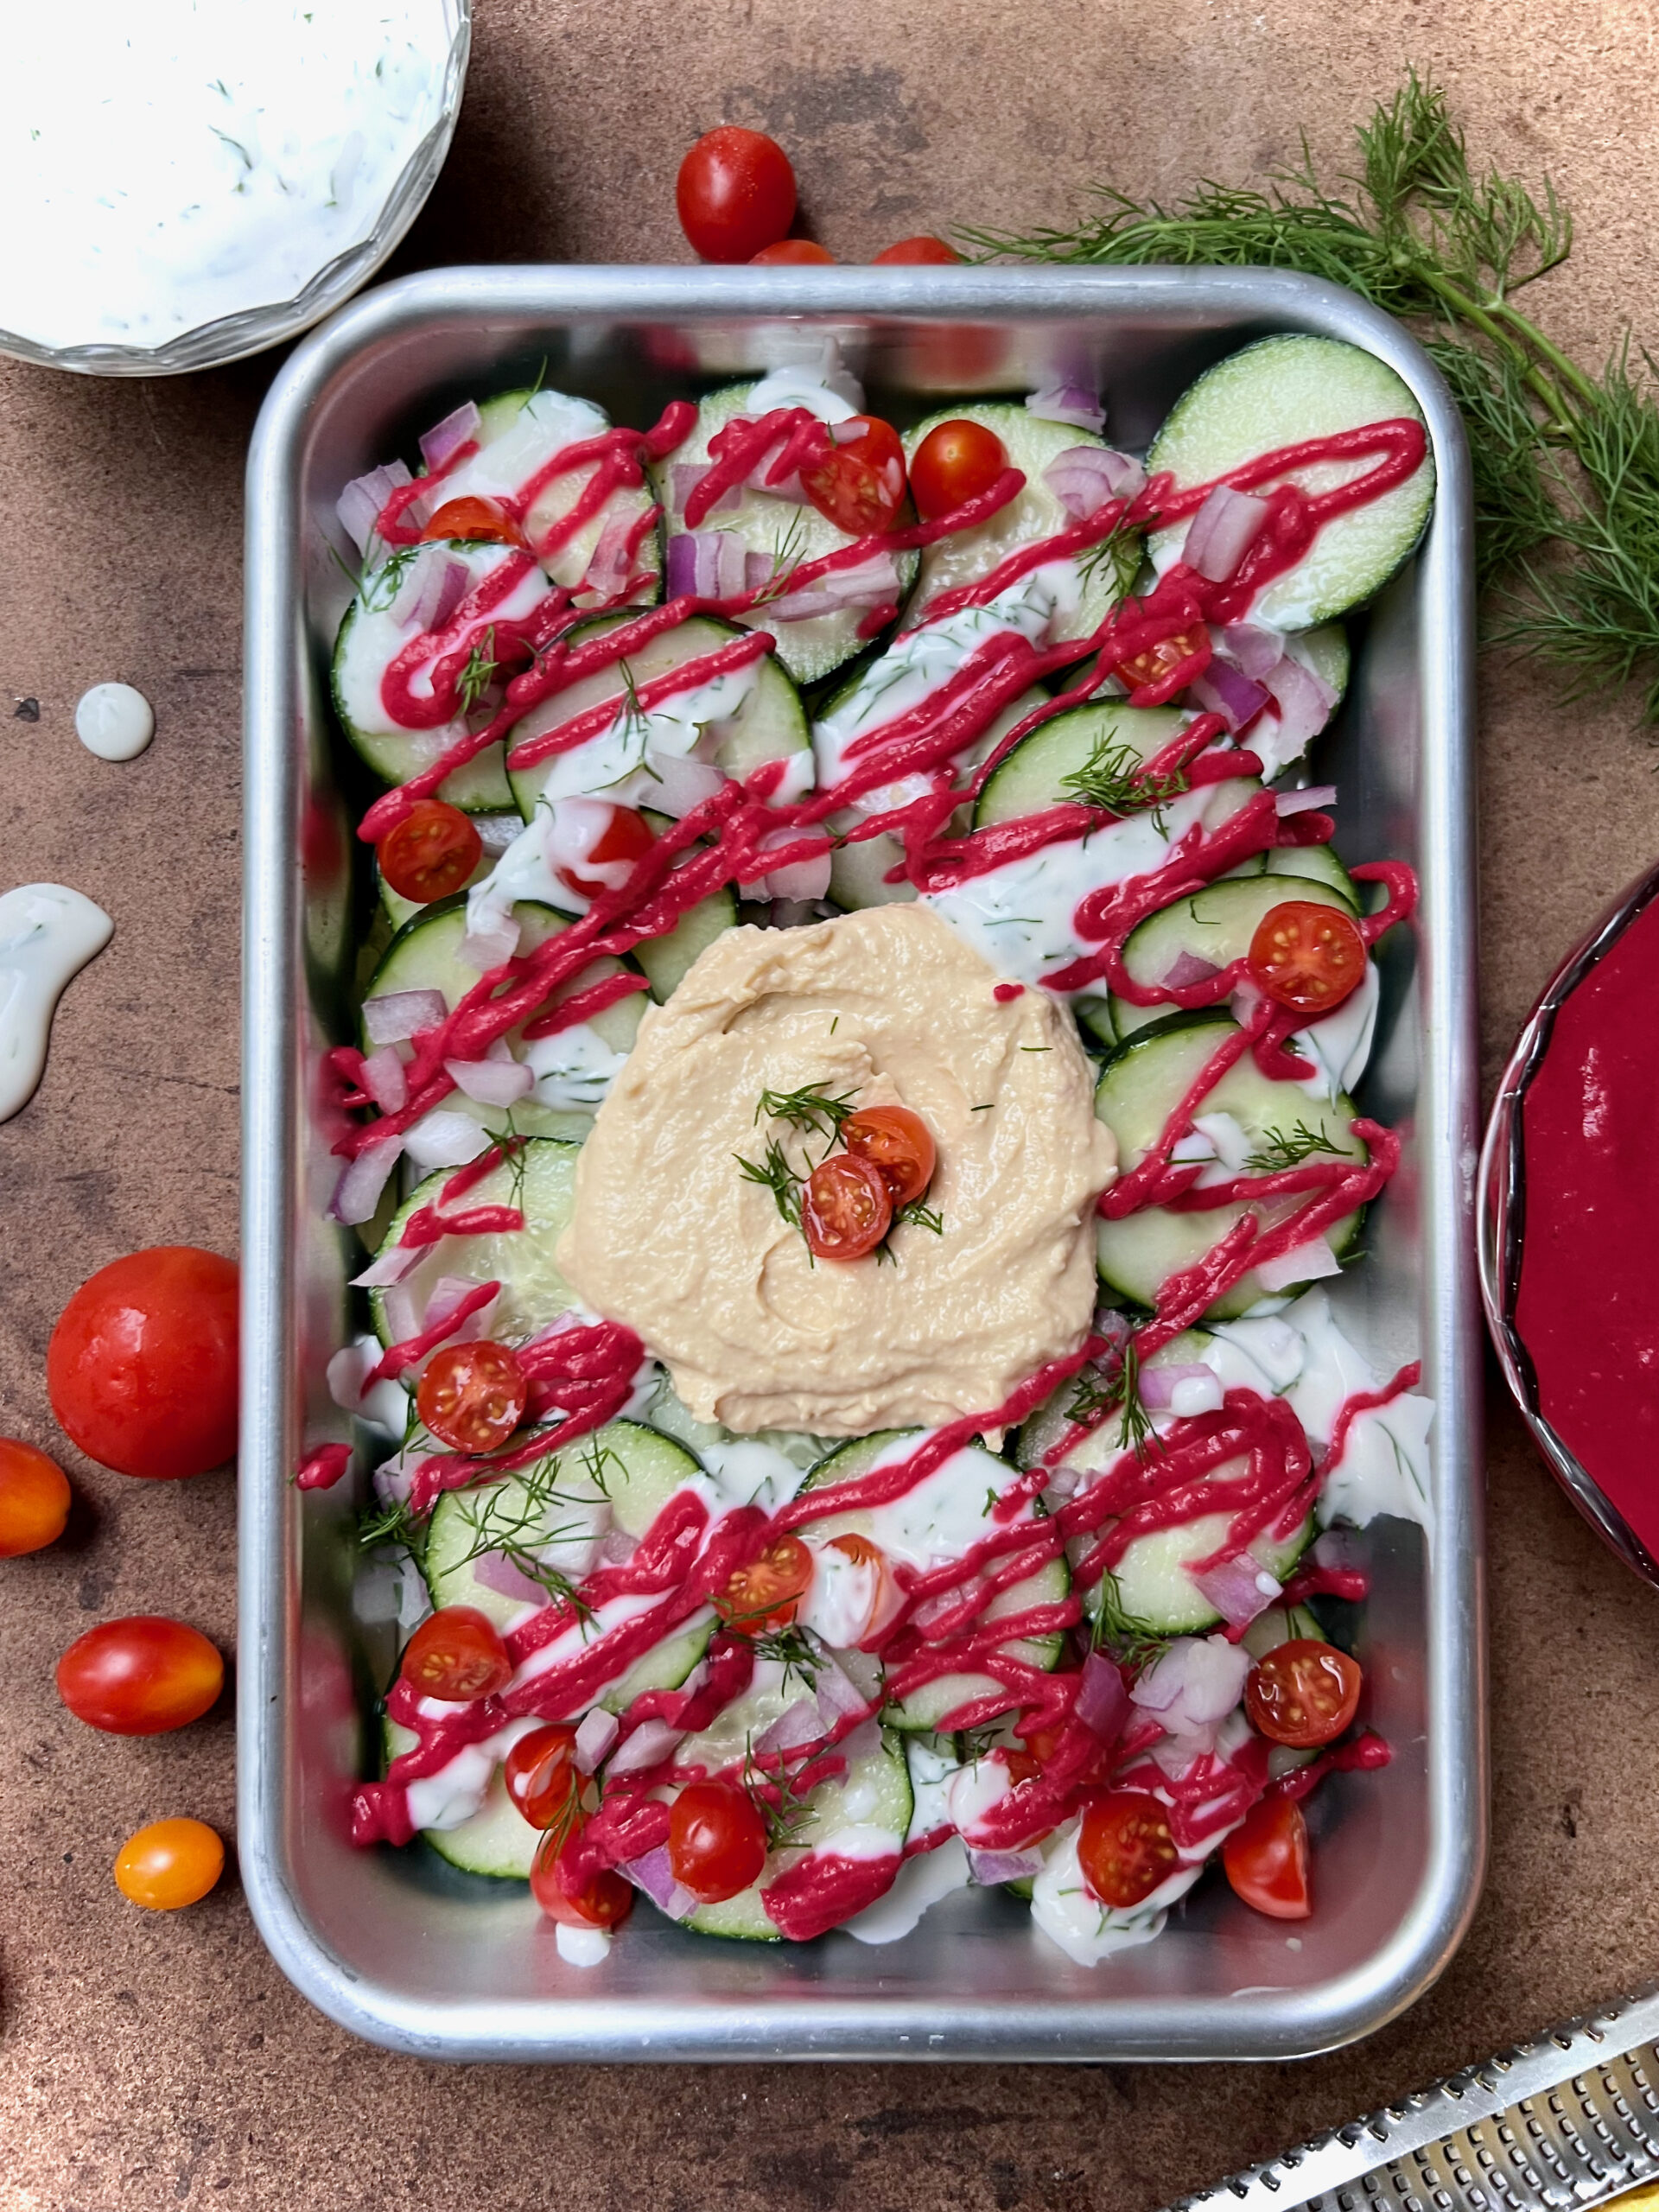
(677, 127, 797, 263)
(841, 1104, 936, 1206)
(751, 238, 834, 264)
(1223, 1795, 1312, 1919)
(419, 496, 526, 548)
(0, 1438, 71, 1556)
(378, 799, 483, 906)
(802, 1151, 893, 1260)
(48, 1247, 238, 1479)
(114, 1818, 225, 1910)
(799, 416, 908, 536)
(416, 1340, 528, 1453)
(716, 1534, 813, 1630)
(907, 420, 1008, 520)
(57, 1617, 224, 1736)
(1114, 626, 1207, 691)
(873, 236, 961, 264)
(399, 1605, 512, 1701)
(530, 1830, 633, 1928)
(1246, 1639, 1363, 1747)
(1247, 901, 1368, 1015)
(554, 801, 655, 901)
(1077, 1789, 1179, 1909)
(505, 1724, 582, 1830)
(668, 1779, 769, 1903)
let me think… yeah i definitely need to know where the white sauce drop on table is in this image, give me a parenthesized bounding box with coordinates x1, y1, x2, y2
(75, 683, 155, 762)
(0, 885, 114, 1122)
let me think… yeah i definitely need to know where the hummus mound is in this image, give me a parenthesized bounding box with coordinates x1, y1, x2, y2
(557, 903, 1118, 1434)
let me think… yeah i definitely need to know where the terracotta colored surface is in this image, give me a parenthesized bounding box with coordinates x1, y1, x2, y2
(5, 2, 1659, 2204)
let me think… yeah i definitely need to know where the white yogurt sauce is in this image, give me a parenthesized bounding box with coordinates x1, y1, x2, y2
(838, 1438, 1032, 1573)
(2, 0, 456, 351)
(519, 658, 768, 809)
(1029, 1817, 1207, 1967)
(334, 540, 549, 741)
(0, 884, 113, 1122)
(75, 683, 155, 761)
(844, 1835, 971, 1945)
(555, 1923, 613, 1969)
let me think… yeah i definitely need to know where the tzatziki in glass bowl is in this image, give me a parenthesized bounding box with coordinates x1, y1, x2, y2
(0, 0, 469, 377)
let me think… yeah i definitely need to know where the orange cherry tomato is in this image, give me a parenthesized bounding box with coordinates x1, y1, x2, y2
(554, 801, 655, 901)
(377, 798, 483, 906)
(1223, 1794, 1311, 1919)
(1247, 900, 1368, 1015)
(872, 236, 961, 264)
(419, 496, 526, 548)
(677, 127, 797, 263)
(530, 1831, 634, 1928)
(1077, 1789, 1179, 1909)
(800, 416, 908, 536)
(114, 1818, 225, 1910)
(667, 1779, 769, 1902)
(416, 1340, 528, 1453)
(750, 238, 834, 264)
(505, 1723, 582, 1828)
(717, 1534, 814, 1630)
(399, 1605, 512, 1701)
(1114, 626, 1207, 691)
(907, 419, 1008, 521)
(0, 1438, 71, 1556)
(1246, 1639, 1363, 1748)
(48, 1247, 238, 1480)
(841, 1104, 937, 1207)
(802, 1151, 893, 1260)
(56, 1616, 224, 1736)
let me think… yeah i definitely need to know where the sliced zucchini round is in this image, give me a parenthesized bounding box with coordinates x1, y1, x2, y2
(1109, 874, 1357, 1045)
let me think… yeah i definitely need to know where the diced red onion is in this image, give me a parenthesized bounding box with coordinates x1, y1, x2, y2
(1192, 1554, 1282, 1630)
(583, 512, 635, 600)
(1255, 1237, 1341, 1294)
(1041, 445, 1141, 519)
(1130, 1635, 1250, 1727)
(574, 1708, 620, 1773)
(388, 543, 441, 626)
(423, 1274, 496, 1337)
(1160, 949, 1221, 990)
(607, 1720, 684, 1777)
(330, 1133, 404, 1224)
(472, 1549, 552, 1607)
(1274, 783, 1338, 817)
(1262, 652, 1339, 753)
(445, 1055, 534, 1106)
(1137, 1361, 1214, 1411)
(620, 1846, 697, 1919)
(1313, 1526, 1364, 1571)
(404, 1110, 493, 1171)
(353, 1241, 426, 1289)
(1184, 485, 1272, 582)
(753, 1700, 824, 1756)
(1026, 382, 1106, 433)
(419, 400, 480, 474)
(458, 912, 520, 972)
(599, 1525, 639, 1566)
(1215, 622, 1286, 681)
(765, 846, 833, 902)
(745, 550, 775, 592)
(715, 531, 748, 600)
(664, 533, 698, 599)
(814, 1654, 869, 1725)
(968, 1846, 1046, 1885)
(326, 1341, 373, 1414)
(360, 1045, 408, 1113)
(1189, 658, 1270, 732)
(645, 753, 728, 817)
(378, 1282, 421, 1350)
(1076, 1649, 1129, 1741)
(766, 552, 901, 623)
(423, 558, 472, 635)
(1150, 1727, 1216, 1777)
(337, 460, 413, 554)
(363, 988, 447, 1045)
(672, 462, 744, 517)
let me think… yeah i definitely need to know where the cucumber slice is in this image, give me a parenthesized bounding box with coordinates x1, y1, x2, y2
(1109, 874, 1357, 1045)
(385, 1717, 542, 1878)
(464, 388, 664, 602)
(900, 404, 1137, 640)
(646, 383, 918, 685)
(1086, 1511, 1313, 1637)
(1147, 336, 1434, 630)
(368, 1137, 581, 1348)
(683, 1729, 913, 1940)
(972, 700, 1189, 828)
(631, 877, 738, 1001)
(1240, 1601, 1323, 1658)
(505, 613, 810, 819)
(1092, 1012, 1367, 1317)
(1262, 839, 1362, 906)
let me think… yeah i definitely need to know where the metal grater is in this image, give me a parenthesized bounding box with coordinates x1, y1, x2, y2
(1167, 1987, 1659, 2212)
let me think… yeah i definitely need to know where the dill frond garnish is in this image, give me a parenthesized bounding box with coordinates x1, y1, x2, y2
(357, 1497, 422, 1553)
(456, 626, 499, 713)
(443, 1455, 604, 1620)
(743, 1740, 819, 1852)
(1088, 1568, 1172, 1672)
(1066, 1338, 1159, 1463)
(1243, 1121, 1348, 1173)
(747, 1624, 821, 1692)
(734, 1137, 805, 1232)
(1059, 738, 1190, 829)
(747, 507, 811, 604)
(754, 1081, 859, 1150)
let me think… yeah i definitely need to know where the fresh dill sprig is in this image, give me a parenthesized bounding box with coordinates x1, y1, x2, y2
(456, 626, 499, 715)
(897, 1198, 944, 1234)
(734, 1137, 805, 1231)
(754, 1080, 859, 1150)
(1076, 513, 1141, 599)
(747, 508, 811, 604)
(1243, 1121, 1348, 1173)
(1089, 1569, 1172, 1672)
(744, 1743, 819, 1852)
(1066, 1338, 1159, 1463)
(747, 1624, 821, 1691)
(444, 1457, 602, 1619)
(357, 1497, 422, 1553)
(1060, 738, 1189, 828)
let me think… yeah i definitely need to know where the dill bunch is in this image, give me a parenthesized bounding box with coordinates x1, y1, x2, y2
(968, 72, 1659, 717)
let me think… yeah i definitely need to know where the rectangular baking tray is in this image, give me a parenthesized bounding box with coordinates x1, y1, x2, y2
(239, 264, 1484, 2062)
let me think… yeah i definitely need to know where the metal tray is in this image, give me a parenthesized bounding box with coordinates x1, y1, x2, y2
(239, 264, 1484, 2062)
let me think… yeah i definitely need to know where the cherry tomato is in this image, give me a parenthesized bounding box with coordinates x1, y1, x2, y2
(1114, 626, 1207, 691)
(717, 1534, 814, 1630)
(554, 800, 655, 901)
(802, 1152, 893, 1261)
(872, 236, 961, 264)
(419, 496, 525, 548)
(907, 419, 1008, 521)
(1077, 1789, 1179, 1909)
(505, 1723, 582, 1828)
(113, 1818, 225, 1910)
(377, 799, 483, 906)
(667, 1779, 769, 1902)
(1223, 1794, 1311, 1919)
(416, 1339, 528, 1453)
(56, 1616, 224, 1736)
(0, 1438, 71, 1556)
(1247, 900, 1368, 1015)
(800, 416, 908, 536)
(751, 238, 834, 264)
(48, 1247, 238, 1480)
(530, 1830, 634, 1928)
(1246, 1638, 1363, 1748)
(677, 127, 797, 263)
(399, 1605, 512, 1701)
(842, 1103, 937, 1207)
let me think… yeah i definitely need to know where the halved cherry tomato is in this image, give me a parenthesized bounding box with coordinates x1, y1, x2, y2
(873, 236, 960, 264)
(377, 798, 483, 906)
(1246, 1638, 1362, 1748)
(800, 416, 908, 536)
(48, 1247, 238, 1480)
(399, 1605, 512, 1701)
(114, 1818, 225, 1910)
(802, 1152, 893, 1260)
(1114, 626, 1207, 691)
(1077, 1789, 1179, 1909)
(668, 1779, 769, 1902)
(1247, 900, 1368, 1015)
(57, 1616, 224, 1736)
(817, 1530, 899, 1643)
(907, 420, 1007, 521)
(505, 1723, 582, 1829)
(751, 238, 834, 264)
(1223, 1794, 1311, 1919)
(554, 801, 655, 901)
(717, 1534, 814, 1630)
(842, 1104, 937, 1207)
(416, 1340, 528, 1453)
(530, 1830, 634, 1928)
(419, 496, 525, 548)
(0, 1438, 71, 1556)
(677, 127, 797, 263)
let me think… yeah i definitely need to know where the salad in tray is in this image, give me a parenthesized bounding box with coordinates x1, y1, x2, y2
(306, 327, 1438, 1969)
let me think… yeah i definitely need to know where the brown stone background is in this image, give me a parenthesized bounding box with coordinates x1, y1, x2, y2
(4, 0, 1659, 2204)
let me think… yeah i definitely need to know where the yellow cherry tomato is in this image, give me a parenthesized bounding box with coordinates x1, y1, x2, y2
(0, 1437, 71, 1556)
(113, 1818, 225, 1910)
